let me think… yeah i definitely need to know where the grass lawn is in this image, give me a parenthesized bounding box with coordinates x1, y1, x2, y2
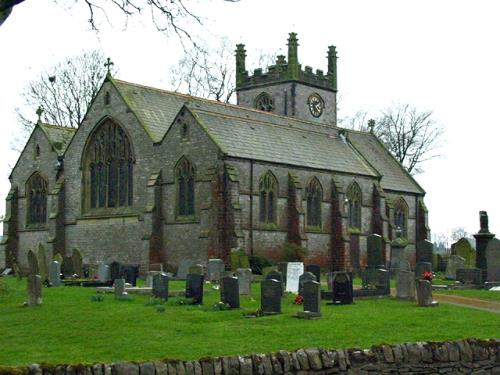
(0, 276, 499, 366)
(434, 288, 500, 302)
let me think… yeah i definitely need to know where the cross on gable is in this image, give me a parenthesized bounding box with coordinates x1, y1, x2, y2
(36, 106, 44, 123)
(104, 57, 114, 74)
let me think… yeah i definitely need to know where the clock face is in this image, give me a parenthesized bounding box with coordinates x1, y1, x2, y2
(308, 94, 324, 117)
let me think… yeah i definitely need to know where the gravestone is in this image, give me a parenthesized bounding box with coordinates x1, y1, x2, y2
(390, 241, 408, 272)
(97, 264, 110, 282)
(236, 268, 251, 295)
(265, 270, 283, 295)
(277, 262, 288, 287)
(395, 270, 415, 300)
(186, 274, 204, 304)
(416, 280, 438, 307)
(436, 254, 447, 272)
(152, 273, 169, 300)
(109, 261, 121, 281)
(285, 262, 304, 293)
(37, 244, 49, 282)
(27, 250, 39, 275)
(27, 274, 42, 305)
(486, 238, 500, 281)
(367, 234, 384, 268)
(415, 262, 432, 280)
(53, 253, 63, 265)
(330, 272, 353, 305)
(208, 259, 225, 282)
(305, 264, 321, 283)
(297, 280, 321, 318)
(61, 256, 74, 277)
(1, 268, 12, 276)
(261, 279, 281, 314)
(456, 268, 482, 286)
(177, 260, 193, 279)
(146, 271, 161, 287)
(261, 267, 275, 277)
(188, 264, 204, 275)
(445, 255, 465, 280)
(452, 238, 476, 268)
(299, 272, 317, 296)
(327, 272, 334, 291)
(121, 265, 139, 286)
(114, 278, 127, 299)
(416, 240, 434, 264)
(361, 268, 390, 294)
(71, 249, 83, 277)
(220, 276, 240, 308)
(49, 261, 61, 287)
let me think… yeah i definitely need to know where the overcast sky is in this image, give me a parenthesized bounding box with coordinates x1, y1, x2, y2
(1, 0, 499, 242)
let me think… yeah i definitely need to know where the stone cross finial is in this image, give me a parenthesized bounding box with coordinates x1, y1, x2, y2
(368, 119, 375, 133)
(36, 106, 44, 124)
(104, 57, 114, 74)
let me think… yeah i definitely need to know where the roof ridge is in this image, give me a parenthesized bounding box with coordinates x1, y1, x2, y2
(112, 77, 339, 129)
(39, 123, 76, 132)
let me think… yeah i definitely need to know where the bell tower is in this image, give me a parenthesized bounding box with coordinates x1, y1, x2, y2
(235, 33, 338, 126)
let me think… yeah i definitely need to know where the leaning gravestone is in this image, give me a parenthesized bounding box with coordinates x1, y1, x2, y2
(49, 261, 61, 287)
(176, 260, 193, 280)
(486, 238, 500, 282)
(330, 272, 353, 305)
(221, 276, 240, 308)
(415, 262, 432, 280)
(285, 262, 304, 293)
(71, 249, 83, 277)
(452, 238, 476, 268)
(297, 280, 321, 318)
(186, 274, 204, 304)
(261, 279, 281, 314)
(236, 268, 251, 295)
(456, 268, 482, 286)
(416, 280, 438, 307)
(27, 274, 42, 305)
(37, 244, 49, 282)
(416, 239, 434, 264)
(27, 250, 39, 276)
(367, 234, 384, 268)
(97, 263, 110, 283)
(152, 273, 169, 300)
(445, 255, 465, 280)
(395, 270, 415, 300)
(114, 279, 127, 299)
(208, 259, 225, 282)
(305, 264, 321, 283)
(299, 272, 317, 296)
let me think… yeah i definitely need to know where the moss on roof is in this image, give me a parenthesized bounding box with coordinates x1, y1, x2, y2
(39, 123, 76, 156)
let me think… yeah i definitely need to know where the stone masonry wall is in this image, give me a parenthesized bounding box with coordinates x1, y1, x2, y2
(8, 339, 499, 375)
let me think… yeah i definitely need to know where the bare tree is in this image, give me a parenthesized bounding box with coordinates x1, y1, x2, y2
(450, 227, 470, 243)
(338, 110, 370, 131)
(13, 50, 109, 150)
(168, 38, 275, 104)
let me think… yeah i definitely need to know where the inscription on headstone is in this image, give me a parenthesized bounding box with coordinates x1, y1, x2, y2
(285, 262, 304, 293)
(221, 276, 240, 308)
(261, 279, 281, 314)
(61, 256, 75, 277)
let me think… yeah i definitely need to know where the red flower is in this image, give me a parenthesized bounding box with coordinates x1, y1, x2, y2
(294, 295, 304, 305)
(422, 271, 433, 281)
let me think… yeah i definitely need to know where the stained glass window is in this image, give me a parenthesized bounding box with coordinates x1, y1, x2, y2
(347, 182, 362, 229)
(306, 178, 323, 227)
(27, 172, 48, 225)
(259, 171, 278, 224)
(176, 157, 195, 216)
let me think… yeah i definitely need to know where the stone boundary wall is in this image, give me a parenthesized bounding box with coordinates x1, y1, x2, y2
(3, 338, 499, 375)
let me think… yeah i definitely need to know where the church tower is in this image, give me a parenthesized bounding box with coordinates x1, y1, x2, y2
(235, 33, 338, 126)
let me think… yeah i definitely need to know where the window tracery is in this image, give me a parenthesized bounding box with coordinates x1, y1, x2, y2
(27, 172, 48, 225)
(176, 157, 195, 217)
(306, 177, 322, 227)
(259, 171, 278, 224)
(255, 92, 275, 112)
(347, 181, 362, 229)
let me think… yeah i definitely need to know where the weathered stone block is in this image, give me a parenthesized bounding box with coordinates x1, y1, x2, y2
(296, 349, 310, 370)
(305, 349, 323, 370)
(139, 362, 155, 375)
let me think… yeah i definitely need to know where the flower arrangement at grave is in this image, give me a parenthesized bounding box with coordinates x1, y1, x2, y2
(422, 271, 433, 282)
(293, 294, 304, 305)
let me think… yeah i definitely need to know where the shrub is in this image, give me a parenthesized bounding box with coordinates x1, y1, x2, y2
(282, 243, 308, 262)
(249, 255, 274, 275)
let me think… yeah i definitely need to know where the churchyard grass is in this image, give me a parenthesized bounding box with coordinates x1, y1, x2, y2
(0, 276, 499, 366)
(434, 288, 500, 302)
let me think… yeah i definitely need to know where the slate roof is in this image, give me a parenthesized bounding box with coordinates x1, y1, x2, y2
(39, 123, 76, 156)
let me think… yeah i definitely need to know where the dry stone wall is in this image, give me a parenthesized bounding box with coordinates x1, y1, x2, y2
(4, 338, 499, 375)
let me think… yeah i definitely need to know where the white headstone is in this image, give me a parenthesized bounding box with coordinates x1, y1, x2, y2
(49, 261, 61, 287)
(285, 262, 304, 293)
(97, 264, 110, 282)
(236, 268, 252, 295)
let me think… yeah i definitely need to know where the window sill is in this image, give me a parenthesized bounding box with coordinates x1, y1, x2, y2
(174, 215, 198, 224)
(305, 226, 324, 233)
(257, 223, 280, 231)
(22, 225, 48, 232)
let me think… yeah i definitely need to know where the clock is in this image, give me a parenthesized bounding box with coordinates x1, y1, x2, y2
(308, 94, 324, 117)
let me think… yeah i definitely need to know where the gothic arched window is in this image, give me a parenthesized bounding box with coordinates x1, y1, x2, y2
(176, 157, 195, 217)
(347, 181, 362, 229)
(84, 120, 134, 211)
(306, 177, 323, 227)
(255, 93, 275, 112)
(393, 197, 409, 238)
(259, 171, 278, 224)
(26, 172, 48, 225)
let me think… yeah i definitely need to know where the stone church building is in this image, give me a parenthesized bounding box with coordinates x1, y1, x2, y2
(1, 33, 429, 273)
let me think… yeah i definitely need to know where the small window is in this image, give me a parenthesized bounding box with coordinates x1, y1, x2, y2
(347, 181, 362, 229)
(306, 178, 323, 228)
(35, 144, 40, 159)
(181, 123, 189, 139)
(259, 171, 278, 224)
(393, 197, 409, 238)
(104, 91, 111, 106)
(255, 93, 274, 112)
(26, 172, 48, 225)
(176, 157, 195, 217)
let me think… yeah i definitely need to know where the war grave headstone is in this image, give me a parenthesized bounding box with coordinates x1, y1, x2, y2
(114, 278, 127, 299)
(121, 265, 139, 286)
(27, 250, 39, 276)
(416, 280, 438, 307)
(329, 272, 353, 305)
(176, 260, 193, 280)
(486, 238, 500, 282)
(299, 272, 316, 297)
(445, 255, 465, 280)
(109, 261, 121, 281)
(37, 244, 49, 282)
(278, 262, 288, 287)
(416, 239, 434, 264)
(188, 264, 204, 275)
(305, 264, 321, 282)
(452, 238, 476, 268)
(236, 268, 251, 295)
(261, 279, 281, 314)
(61, 256, 75, 277)
(395, 270, 415, 300)
(297, 280, 321, 319)
(98, 263, 110, 282)
(146, 271, 161, 287)
(220, 276, 240, 308)
(415, 262, 432, 280)
(367, 234, 384, 268)
(27, 274, 42, 305)
(72, 249, 83, 277)
(285, 262, 304, 293)
(456, 268, 482, 286)
(265, 270, 283, 295)
(186, 274, 204, 304)
(152, 273, 169, 300)
(208, 259, 225, 282)
(49, 261, 61, 287)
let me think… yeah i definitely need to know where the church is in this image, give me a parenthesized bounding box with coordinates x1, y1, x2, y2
(1, 33, 429, 274)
